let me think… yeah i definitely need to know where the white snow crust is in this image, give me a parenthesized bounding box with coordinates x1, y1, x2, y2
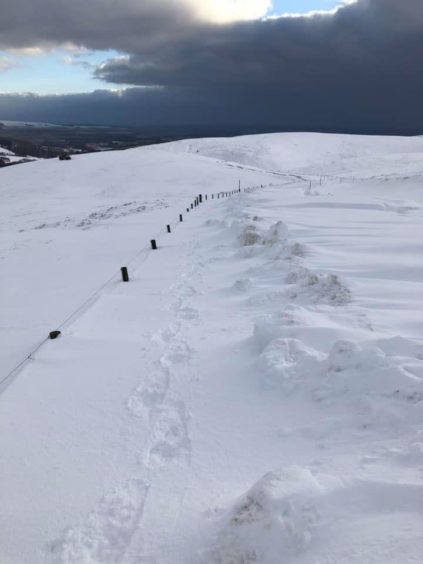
(1, 132, 423, 563)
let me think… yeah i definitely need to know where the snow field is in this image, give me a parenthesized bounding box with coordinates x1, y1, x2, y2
(1, 132, 423, 563)
(0, 146, 275, 383)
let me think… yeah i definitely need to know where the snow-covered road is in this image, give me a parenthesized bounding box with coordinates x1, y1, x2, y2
(1, 133, 423, 563)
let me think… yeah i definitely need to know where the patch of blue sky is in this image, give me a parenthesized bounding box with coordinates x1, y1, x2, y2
(268, 0, 347, 16)
(0, 49, 122, 94)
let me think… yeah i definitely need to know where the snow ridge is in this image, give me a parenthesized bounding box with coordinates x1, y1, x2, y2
(197, 192, 423, 563)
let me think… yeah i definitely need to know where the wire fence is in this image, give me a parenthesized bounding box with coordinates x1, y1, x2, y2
(1, 182, 271, 393)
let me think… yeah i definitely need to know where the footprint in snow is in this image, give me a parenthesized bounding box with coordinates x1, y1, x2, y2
(160, 339, 192, 367)
(147, 400, 191, 466)
(177, 306, 199, 321)
(48, 478, 150, 564)
(127, 367, 170, 415)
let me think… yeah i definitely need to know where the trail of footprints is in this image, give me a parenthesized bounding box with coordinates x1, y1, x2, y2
(128, 327, 192, 470)
(50, 260, 200, 563)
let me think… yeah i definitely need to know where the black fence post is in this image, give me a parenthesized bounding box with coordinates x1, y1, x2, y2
(121, 266, 129, 282)
(49, 330, 61, 340)
(167, 224, 171, 233)
(179, 214, 183, 222)
(151, 239, 157, 250)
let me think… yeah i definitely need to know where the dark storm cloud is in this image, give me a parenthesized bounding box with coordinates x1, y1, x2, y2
(95, 0, 422, 89)
(0, 0, 422, 133)
(0, 0, 195, 51)
(0, 89, 216, 126)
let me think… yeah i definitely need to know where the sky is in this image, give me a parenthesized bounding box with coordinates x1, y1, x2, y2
(0, 0, 422, 133)
(0, 1, 345, 95)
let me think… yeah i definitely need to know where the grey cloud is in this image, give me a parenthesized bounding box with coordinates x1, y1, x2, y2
(0, 0, 194, 51)
(95, 0, 422, 88)
(0, 89, 218, 127)
(0, 0, 422, 133)
(91, 0, 423, 132)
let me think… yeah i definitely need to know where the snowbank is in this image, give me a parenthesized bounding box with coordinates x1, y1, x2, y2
(206, 468, 322, 564)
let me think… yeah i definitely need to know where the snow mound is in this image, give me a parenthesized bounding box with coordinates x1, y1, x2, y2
(238, 224, 261, 247)
(254, 327, 423, 411)
(263, 221, 289, 245)
(374, 335, 423, 361)
(236, 220, 288, 249)
(233, 217, 305, 264)
(286, 267, 352, 305)
(252, 312, 297, 351)
(257, 338, 324, 393)
(319, 340, 423, 402)
(207, 468, 321, 564)
(283, 241, 306, 259)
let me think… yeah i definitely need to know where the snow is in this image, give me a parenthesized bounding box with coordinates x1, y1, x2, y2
(0, 144, 36, 163)
(0, 132, 423, 563)
(0, 145, 15, 156)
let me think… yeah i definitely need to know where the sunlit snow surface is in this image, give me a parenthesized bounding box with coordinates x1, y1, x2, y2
(1, 132, 422, 563)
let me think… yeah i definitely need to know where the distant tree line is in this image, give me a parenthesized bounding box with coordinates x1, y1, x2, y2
(0, 137, 62, 158)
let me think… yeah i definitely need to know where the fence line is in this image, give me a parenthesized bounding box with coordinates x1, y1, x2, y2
(1, 183, 268, 393)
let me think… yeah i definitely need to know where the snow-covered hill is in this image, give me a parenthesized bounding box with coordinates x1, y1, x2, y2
(1, 133, 422, 563)
(0, 144, 36, 165)
(165, 132, 423, 179)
